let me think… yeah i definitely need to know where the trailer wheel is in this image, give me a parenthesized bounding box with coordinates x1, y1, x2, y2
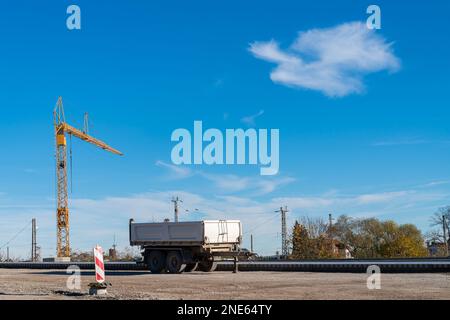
(166, 251, 185, 274)
(184, 263, 198, 272)
(198, 260, 217, 272)
(146, 251, 166, 274)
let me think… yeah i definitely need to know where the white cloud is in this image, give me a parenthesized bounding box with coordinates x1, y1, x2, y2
(200, 173, 251, 192)
(420, 180, 450, 188)
(272, 190, 412, 209)
(372, 138, 428, 146)
(355, 191, 410, 205)
(249, 21, 400, 97)
(155, 160, 193, 179)
(49, 188, 450, 255)
(254, 176, 296, 195)
(372, 138, 450, 147)
(240, 110, 265, 127)
(1, 186, 450, 258)
(155, 160, 295, 195)
(199, 172, 295, 195)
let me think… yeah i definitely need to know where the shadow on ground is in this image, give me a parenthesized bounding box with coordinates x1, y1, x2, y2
(30, 271, 150, 276)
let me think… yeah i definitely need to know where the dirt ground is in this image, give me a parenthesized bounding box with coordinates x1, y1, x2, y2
(0, 269, 449, 300)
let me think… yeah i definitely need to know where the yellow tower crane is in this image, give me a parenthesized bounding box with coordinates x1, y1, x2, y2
(54, 97, 123, 259)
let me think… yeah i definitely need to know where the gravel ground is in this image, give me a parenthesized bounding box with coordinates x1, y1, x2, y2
(0, 269, 449, 300)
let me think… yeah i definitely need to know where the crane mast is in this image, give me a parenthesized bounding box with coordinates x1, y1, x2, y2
(53, 97, 123, 259)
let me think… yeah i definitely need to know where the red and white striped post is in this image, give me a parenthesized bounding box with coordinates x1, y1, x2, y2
(89, 245, 110, 295)
(94, 245, 105, 283)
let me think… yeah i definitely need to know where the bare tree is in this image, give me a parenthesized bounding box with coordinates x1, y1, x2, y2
(117, 246, 141, 261)
(290, 217, 337, 259)
(298, 216, 329, 238)
(425, 230, 445, 243)
(430, 206, 450, 227)
(429, 206, 450, 244)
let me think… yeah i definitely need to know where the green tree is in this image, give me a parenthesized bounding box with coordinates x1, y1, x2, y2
(384, 223, 428, 257)
(290, 218, 337, 259)
(291, 221, 311, 259)
(330, 215, 428, 258)
(290, 215, 428, 259)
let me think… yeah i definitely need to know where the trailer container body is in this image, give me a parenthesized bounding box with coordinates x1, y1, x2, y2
(130, 220, 242, 246)
(129, 219, 249, 274)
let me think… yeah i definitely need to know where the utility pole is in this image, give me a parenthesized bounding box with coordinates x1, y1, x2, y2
(443, 215, 449, 256)
(276, 206, 289, 258)
(110, 234, 117, 261)
(171, 196, 183, 223)
(31, 218, 37, 262)
(329, 213, 334, 254)
(36, 246, 41, 262)
(251, 234, 254, 253)
(7, 246, 9, 261)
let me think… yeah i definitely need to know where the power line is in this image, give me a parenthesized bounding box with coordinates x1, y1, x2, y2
(243, 212, 281, 236)
(1, 243, 31, 248)
(0, 221, 32, 250)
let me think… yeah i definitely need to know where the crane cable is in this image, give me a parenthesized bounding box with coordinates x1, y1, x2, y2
(69, 134, 73, 193)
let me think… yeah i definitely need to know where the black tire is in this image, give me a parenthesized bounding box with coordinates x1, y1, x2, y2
(146, 251, 166, 274)
(184, 263, 198, 272)
(166, 251, 185, 274)
(198, 260, 217, 272)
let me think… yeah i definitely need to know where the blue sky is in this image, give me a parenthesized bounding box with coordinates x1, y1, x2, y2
(0, 0, 449, 258)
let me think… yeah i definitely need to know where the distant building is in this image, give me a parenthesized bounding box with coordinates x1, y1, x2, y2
(427, 240, 449, 256)
(109, 248, 117, 261)
(332, 240, 353, 259)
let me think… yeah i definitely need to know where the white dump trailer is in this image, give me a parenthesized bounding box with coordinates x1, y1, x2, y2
(129, 219, 251, 273)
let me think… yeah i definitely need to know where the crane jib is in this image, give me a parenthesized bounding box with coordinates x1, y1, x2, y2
(53, 97, 123, 259)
